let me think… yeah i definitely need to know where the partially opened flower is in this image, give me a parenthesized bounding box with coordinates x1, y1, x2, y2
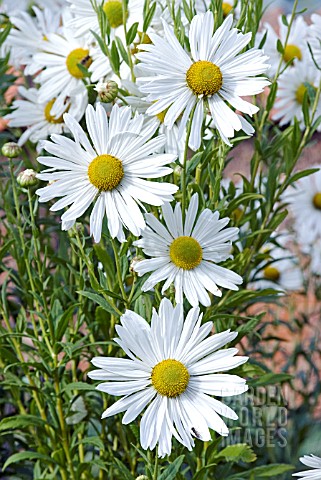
(88, 298, 248, 457)
(36, 103, 177, 242)
(293, 454, 321, 479)
(133, 193, 242, 306)
(136, 11, 270, 149)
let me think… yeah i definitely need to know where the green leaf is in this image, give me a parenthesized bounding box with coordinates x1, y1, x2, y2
(143, 1, 156, 32)
(0, 415, 48, 432)
(77, 290, 119, 316)
(114, 458, 135, 480)
(55, 303, 79, 341)
(217, 444, 257, 463)
(79, 436, 104, 450)
(63, 382, 94, 393)
(250, 372, 293, 387)
(227, 463, 294, 479)
(158, 455, 185, 480)
(126, 22, 138, 45)
(110, 40, 120, 74)
(3, 451, 54, 471)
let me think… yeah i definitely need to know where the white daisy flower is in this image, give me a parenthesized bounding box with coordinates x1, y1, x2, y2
(133, 193, 243, 307)
(272, 59, 321, 130)
(88, 298, 248, 457)
(6, 7, 62, 76)
(309, 14, 321, 68)
(122, 80, 186, 161)
(67, 0, 144, 39)
(36, 103, 178, 243)
(32, 24, 91, 108)
(136, 11, 270, 149)
(248, 244, 303, 292)
(284, 167, 321, 244)
(5, 86, 87, 149)
(293, 454, 321, 479)
(261, 15, 309, 77)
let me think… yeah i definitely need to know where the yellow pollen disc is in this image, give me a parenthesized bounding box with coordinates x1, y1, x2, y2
(44, 99, 69, 124)
(264, 266, 280, 282)
(295, 84, 307, 104)
(283, 44, 302, 64)
(103, 0, 125, 28)
(313, 192, 321, 210)
(222, 2, 233, 16)
(151, 359, 189, 398)
(66, 48, 92, 78)
(88, 154, 124, 191)
(186, 60, 223, 97)
(232, 207, 243, 222)
(170, 236, 202, 270)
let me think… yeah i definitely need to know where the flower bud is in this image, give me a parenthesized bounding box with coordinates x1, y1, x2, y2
(17, 169, 38, 187)
(130, 255, 144, 274)
(2, 142, 22, 158)
(94, 80, 118, 103)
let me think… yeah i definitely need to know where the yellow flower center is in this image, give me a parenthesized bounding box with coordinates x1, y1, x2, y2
(295, 84, 307, 104)
(103, 0, 125, 28)
(44, 99, 69, 124)
(151, 359, 190, 398)
(264, 266, 280, 282)
(186, 60, 223, 97)
(222, 2, 233, 16)
(313, 192, 321, 210)
(66, 48, 92, 78)
(88, 154, 124, 191)
(283, 44, 302, 64)
(169, 236, 202, 270)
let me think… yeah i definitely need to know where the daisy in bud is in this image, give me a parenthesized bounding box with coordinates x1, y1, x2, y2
(5, 86, 87, 148)
(136, 11, 270, 149)
(36, 103, 178, 243)
(133, 193, 242, 306)
(293, 454, 321, 479)
(284, 167, 321, 244)
(272, 59, 321, 130)
(88, 298, 248, 457)
(260, 15, 309, 77)
(309, 14, 321, 68)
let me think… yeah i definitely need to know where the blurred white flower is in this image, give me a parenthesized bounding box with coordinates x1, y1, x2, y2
(293, 454, 321, 479)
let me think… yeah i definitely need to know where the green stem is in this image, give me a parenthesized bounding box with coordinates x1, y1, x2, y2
(153, 447, 159, 480)
(181, 103, 197, 222)
(110, 237, 128, 302)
